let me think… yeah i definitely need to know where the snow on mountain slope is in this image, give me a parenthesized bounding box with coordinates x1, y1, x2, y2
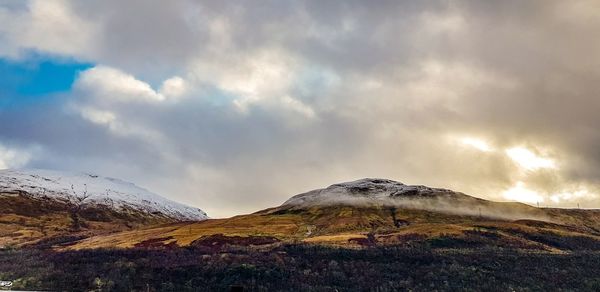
(283, 178, 467, 206)
(281, 178, 548, 221)
(0, 169, 208, 221)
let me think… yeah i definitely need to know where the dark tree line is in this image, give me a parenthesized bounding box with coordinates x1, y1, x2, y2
(1, 244, 600, 291)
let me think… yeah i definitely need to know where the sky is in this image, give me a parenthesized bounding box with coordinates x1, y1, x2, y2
(1, 0, 600, 218)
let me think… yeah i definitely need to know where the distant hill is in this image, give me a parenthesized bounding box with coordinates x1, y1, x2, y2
(0, 169, 207, 247)
(70, 178, 600, 252)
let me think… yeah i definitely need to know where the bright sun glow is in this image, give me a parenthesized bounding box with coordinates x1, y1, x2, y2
(550, 188, 590, 203)
(505, 147, 556, 170)
(503, 182, 545, 204)
(460, 137, 493, 152)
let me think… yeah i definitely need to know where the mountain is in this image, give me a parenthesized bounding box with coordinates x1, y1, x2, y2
(284, 178, 467, 205)
(69, 178, 600, 252)
(281, 178, 547, 221)
(0, 169, 207, 247)
(3, 178, 600, 290)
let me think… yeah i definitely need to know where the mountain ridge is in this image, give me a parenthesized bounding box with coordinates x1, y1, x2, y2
(0, 168, 207, 221)
(67, 178, 600, 252)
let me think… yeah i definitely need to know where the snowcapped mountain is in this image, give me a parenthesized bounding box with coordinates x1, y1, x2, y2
(283, 178, 469, 206)
(281, 178, 548, 221)
(0, 169, 208, 221)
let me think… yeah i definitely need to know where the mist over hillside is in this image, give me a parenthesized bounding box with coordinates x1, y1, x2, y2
(283, 178, 550, 222)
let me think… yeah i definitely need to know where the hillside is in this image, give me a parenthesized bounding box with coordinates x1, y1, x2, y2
(69, 179, 600, 252)
(6, 178, 600, 291)
(0, 169, 207, 247)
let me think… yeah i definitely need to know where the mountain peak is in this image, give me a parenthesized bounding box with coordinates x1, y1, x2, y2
(283, 178, 472, 207)
(331, 178, 453, 197)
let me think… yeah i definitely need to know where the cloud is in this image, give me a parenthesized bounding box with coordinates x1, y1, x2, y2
(460, 137, 494, 152)
(0, 143, 35, 169)
(0, 0, 96, 59)
(159, 77, 188, 98)
(502, 182, 545, 204)
(1, 1, 600, 217)
(75, 66, 169, 102)
(506, 147, 556, 171)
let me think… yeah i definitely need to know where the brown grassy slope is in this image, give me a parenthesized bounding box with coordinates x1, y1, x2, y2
(0, 192, 180, 247)
(68, 203, 600, 252)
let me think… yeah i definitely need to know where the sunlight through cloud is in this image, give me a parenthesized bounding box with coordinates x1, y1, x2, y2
(550, 188, 590, 204)
(502, 182, 545, 204)
(506, 147, 556, 170)
(460, 137, 493, 152)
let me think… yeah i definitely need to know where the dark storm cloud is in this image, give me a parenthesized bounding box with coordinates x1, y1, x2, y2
(1, 0, 600, 216)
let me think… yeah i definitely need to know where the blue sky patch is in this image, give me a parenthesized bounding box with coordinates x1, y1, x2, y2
(0, 53, 93, 107)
